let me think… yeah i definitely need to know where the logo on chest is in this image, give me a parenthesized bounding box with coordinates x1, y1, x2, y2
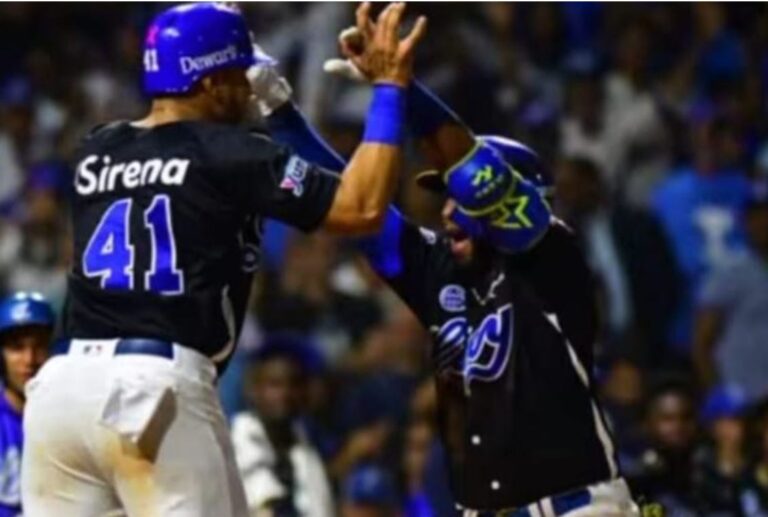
(439, 284, 466, 313)
(432, 303, 514, 385)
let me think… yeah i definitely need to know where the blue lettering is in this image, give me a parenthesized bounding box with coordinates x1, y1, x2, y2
(432, 304, 514, 384)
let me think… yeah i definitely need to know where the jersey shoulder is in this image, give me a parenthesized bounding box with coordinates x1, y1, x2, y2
(514, 219, 589, 275)
(79, 120, 137, 150)
(186, 122, 280, 163)
(80, 120, 278, 160)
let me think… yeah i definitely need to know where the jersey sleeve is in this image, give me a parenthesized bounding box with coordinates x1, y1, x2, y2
(263, 103, 458, 323)
(212, 129, 340, 232)
(357, 207, 455, 322)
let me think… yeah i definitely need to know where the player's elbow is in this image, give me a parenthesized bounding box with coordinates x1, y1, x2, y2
(322, 205, 386, 235)
(344, 207, 387, 235)
(361, 207, 387, 233)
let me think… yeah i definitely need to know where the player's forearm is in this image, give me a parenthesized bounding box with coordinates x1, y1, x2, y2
(266, 96, 408, 264)
(328, 143, 402, 235)
(322, 85, 405, 235)
(408, 80, 475, 171)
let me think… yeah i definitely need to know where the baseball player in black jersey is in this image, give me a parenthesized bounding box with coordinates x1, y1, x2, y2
(20, 3, 426, 516)
(246, 20, 641, 517)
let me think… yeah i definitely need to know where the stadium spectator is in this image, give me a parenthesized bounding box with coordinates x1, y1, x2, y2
(603, 19, 672, 208)
(340, 463, 400, 517)
(599, 356, 646, 474)
(334, 303, 426, 436)
(691, 384, 750, 515)
(0, 292, 54, 517)
(694, 182, 768, 401)
(402, 418, 435, 517)
(740, 409, 768, 515)
(555, 156, 679, 360)
(258, 233, 381, 364)
(652, 117, 751, 359)
(0, 164, 69, 309)
(232, 336, 335, 517)
(628, 378, 699, 515)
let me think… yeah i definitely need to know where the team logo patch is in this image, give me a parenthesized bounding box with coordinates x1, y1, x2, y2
(280, 156, 309, 197)
(432, 303, 514, 388)
(439, 284, 466, 313)
(10, 303, 31, 323)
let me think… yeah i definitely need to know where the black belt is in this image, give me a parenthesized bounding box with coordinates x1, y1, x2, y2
(476, 487, 591, 517)
(60, 338, 175, 359)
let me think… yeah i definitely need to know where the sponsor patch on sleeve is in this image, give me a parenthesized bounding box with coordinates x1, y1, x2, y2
(280, 156, 309, 197)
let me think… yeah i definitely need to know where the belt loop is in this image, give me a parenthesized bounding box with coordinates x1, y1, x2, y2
(171, 343, 216, 385)
(540, 498, 556, 517)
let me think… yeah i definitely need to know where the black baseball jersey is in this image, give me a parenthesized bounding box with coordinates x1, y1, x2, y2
(361, 210, 618, 509)
(64, 121, 339, 368)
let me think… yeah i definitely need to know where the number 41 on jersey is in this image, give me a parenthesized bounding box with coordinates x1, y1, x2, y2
(83, 194, 184, 295)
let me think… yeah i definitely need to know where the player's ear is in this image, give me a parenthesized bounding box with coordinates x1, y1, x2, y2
(200, 71, 237, 102)
(198, 75, 228, 116)
(199, 76, 217, 97)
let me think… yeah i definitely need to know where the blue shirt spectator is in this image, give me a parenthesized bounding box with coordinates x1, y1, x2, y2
(694, 182, 768, 402)
(698, 252, 768, 401)
(0, 391, 22, 517)
(652, 167, 749, 351)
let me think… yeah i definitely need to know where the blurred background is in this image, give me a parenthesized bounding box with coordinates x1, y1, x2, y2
(1, 2, 768, 516)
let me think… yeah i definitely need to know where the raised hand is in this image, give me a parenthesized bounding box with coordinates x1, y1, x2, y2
(350, 2, 427, 87)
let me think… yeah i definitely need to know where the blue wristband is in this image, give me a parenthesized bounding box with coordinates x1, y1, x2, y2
(407, 80, 461, 137)
(363, 84, 406, 145)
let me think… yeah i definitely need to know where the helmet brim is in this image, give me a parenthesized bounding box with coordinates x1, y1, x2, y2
(415, 169, 446, 194)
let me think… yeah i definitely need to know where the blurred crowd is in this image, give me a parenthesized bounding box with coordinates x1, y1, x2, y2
(1, 3, 768, 516)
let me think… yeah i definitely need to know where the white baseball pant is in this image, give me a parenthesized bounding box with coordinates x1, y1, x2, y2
(461, 478, 640, 517)
(21, 339, 248, 517)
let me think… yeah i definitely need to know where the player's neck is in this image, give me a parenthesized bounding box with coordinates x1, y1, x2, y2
(3, 387, 24, 414)
(134, 98, 213, 128)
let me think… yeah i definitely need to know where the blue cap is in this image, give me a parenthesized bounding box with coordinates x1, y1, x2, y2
(143, 3, 263, 96)
(342, 464, 399, 507)
(701, 384, 749, 424)
(0, 292, 55, 334)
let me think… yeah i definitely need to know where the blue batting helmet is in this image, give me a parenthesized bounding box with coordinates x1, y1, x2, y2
(478, 136, 553, 197)
(142, 3, 262, 96)
(416, 136, 553, 198)
(0, 292, 55, 335)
